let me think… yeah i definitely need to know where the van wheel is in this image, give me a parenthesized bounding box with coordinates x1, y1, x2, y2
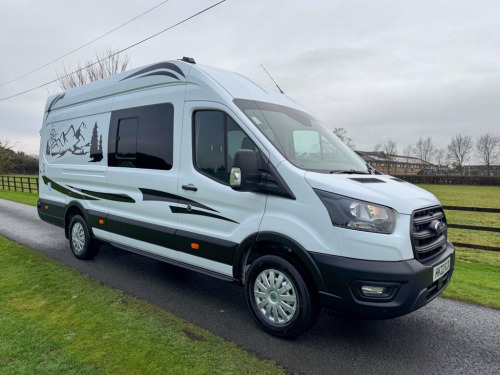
(245, 255, 319, 338)
(69, 215, 99, 260)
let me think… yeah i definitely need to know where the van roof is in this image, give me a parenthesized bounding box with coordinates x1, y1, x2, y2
(45, 60, 307, 115)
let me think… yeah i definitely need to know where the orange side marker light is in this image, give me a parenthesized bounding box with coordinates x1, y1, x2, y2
(191, 243, 199, 250)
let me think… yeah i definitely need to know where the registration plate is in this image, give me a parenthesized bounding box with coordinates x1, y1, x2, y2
(433, 257, 451, 282)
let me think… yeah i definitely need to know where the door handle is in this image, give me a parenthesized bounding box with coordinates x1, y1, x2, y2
(182, 184, 198, 192)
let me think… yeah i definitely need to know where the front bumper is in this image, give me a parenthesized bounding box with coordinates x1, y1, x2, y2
(310, 241, 455, 319)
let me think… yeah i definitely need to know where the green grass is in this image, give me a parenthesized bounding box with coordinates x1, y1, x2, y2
(0, 190, 38, 206)
(417, 184, 500, 208)
(442, 247, 500, 309)
(0, 236, 286, 375)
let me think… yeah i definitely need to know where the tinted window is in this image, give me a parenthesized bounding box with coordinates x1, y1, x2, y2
(109, 103, 174, 170)
(194, 110, 258, 184)
(116, 118, 138, 159)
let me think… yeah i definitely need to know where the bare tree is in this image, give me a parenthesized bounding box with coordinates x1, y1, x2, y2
(434, 148, 446, 174)
(383, 140, 398, 174)
(0, 136, 16, 174)
(333, 127, 355, 149)
(55, 45, 130, 91)
(414, 137, 435, 163)
(402, 144, 414, 175)
(447, 134, 473, 175)
(476, 133, 500, 176)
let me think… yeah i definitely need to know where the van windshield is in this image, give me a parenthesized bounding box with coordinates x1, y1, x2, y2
(233, 99, 369, 174)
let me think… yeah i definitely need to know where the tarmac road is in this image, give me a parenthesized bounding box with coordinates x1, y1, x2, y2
(0, 198, 499, 375)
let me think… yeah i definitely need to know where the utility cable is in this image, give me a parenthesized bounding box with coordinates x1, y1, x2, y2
(0, 0, 226, 102)
(0, 0, 171, 88)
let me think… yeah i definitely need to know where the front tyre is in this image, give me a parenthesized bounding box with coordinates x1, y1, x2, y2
(245, 255, 319, 338)
(69, 215, 99, 260)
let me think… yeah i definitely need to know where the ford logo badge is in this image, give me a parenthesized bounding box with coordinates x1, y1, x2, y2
(433, 221, 447, 235)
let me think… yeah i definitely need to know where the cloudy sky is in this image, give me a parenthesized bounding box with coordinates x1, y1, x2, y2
(1, 0, 499, 159)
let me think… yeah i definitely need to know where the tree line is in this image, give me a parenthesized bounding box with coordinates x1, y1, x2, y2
(0, 137, 38, 175)
(372, 134, 500, 176)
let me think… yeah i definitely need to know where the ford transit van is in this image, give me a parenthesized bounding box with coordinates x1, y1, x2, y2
(38, 58, 454, 337)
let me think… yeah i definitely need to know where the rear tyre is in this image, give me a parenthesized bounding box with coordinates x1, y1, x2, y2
(245, 255, 319, 338)
(68, 215, 99, 260)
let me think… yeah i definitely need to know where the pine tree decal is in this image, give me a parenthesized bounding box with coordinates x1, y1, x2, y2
(89, 121, 103, 162)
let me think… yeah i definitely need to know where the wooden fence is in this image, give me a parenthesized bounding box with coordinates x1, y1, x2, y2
(0, 175, 39, 193)
(443, 206, 500, 252)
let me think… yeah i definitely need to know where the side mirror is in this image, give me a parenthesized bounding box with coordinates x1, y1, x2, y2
(230, 149, 259, 191)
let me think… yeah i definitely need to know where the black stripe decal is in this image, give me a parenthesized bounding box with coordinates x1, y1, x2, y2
(46, 93, 65, 119)
(69, 186, 135, 203)
(170, 206, 239, 224)
(139, 71, 180, 80)
(140, 188, 217, 212)
(42, 176, 98, 201)
(120, 62, 185, 81)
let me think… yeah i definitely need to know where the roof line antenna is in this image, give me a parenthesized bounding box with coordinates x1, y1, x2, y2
(260, 64, 284, 94)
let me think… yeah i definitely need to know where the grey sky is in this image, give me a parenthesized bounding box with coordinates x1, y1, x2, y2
(1, 0, 499, 160)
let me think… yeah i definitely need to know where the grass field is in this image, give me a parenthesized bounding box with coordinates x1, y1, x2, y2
(0, 236, 286, 375)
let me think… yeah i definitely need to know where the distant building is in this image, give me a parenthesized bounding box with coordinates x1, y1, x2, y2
(356, 151, 436, 175)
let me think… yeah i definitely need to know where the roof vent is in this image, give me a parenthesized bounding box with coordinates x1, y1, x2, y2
(181, 56, 196, 64)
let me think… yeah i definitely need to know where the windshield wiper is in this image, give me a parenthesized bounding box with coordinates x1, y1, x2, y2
(330, 169, 370, 175)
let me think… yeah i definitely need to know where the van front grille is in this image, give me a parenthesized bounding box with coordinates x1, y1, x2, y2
(411, 206, 447, 263)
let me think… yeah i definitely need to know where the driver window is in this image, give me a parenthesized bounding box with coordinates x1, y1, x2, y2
(194, 110, 259, 184)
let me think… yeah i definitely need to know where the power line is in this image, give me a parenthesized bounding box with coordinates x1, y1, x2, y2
(0, 0, 171, 88)
(0, 0, 226, 102)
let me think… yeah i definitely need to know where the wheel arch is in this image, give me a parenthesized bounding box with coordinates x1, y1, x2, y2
(64, 200, 89, 239)
(233, 231, 326, 292)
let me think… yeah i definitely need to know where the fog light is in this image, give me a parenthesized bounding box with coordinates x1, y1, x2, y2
(361, 285, 388, 296)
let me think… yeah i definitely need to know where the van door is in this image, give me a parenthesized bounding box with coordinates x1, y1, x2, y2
(177, 102, 268, 276)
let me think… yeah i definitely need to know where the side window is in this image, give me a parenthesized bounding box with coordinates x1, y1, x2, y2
(109, 103, 174, 170)
(194, 110, 258, 184)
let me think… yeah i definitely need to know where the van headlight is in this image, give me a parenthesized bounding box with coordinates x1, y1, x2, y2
(314, 189, 396, 234)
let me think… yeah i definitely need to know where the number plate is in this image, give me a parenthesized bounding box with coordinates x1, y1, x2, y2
(433, 257, 451, 282)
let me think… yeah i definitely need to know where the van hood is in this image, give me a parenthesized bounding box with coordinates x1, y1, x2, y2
(304, 172, 440, 215)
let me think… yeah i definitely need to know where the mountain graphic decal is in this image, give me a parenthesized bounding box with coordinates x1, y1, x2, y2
(46, 121, 103, 162)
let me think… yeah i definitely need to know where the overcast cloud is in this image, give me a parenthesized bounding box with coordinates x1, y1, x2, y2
(1, 0, 499, 160)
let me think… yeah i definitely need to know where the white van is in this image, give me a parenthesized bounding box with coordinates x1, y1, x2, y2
(38, 58, 454, 337)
